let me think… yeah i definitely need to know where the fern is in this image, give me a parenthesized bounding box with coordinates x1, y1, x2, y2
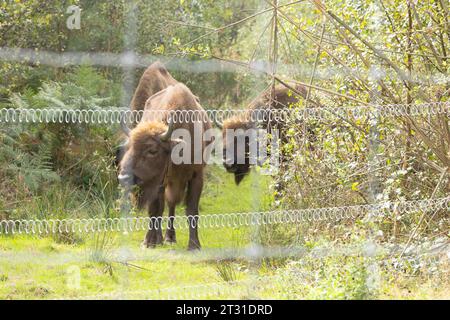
(0, 128, 59, 194)
(1, 66, 119, 217)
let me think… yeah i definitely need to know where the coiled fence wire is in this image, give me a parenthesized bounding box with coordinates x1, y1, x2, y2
(0, 102, 448, 125)
(1, 196, 448, 235)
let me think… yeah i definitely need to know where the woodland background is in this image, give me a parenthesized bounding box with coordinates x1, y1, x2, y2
(0, 0, 448, 299)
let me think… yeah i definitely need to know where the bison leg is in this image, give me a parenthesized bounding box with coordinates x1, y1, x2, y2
(144, 195, 164, 248)
(165, 204, 176, 243)
(185, 171, 203, 250)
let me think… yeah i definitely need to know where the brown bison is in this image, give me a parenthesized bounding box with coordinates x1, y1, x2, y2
(116, 61, 178, 165)
(119, 83, 211, 250)
(130, 61, 178, 113)
(219, 84, 307, 185)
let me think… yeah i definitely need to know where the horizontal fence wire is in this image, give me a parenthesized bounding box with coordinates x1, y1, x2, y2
(1, 47, 448, 82)
(56, 248, 449, 300)
(2, 240, 448, 266)
(0, 102, 449, 125)
(57, 275, 283, 300)
(1, 196, 449, 235)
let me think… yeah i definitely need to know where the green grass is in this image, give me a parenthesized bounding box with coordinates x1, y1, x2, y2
(0, 166, 271, 299)
(0, 166, 449, 299)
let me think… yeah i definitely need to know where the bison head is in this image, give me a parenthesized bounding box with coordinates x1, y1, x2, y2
(118, 119, 180, 208)
(218, 117, 257, 185)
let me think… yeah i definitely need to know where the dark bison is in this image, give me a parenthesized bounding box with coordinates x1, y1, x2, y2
(119, 83, 211, 250)
(218, 84, 307, 185)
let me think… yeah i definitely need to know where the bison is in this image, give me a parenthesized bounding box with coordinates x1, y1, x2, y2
(119, 83, 211, 250)
(130, 61, 178, 114)
(115, 61, 179, 167)
(218, 84, 307, 185)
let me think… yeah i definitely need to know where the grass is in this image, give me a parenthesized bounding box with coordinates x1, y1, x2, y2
(215, 260, 238, 283)
(0, 166, 449, 299)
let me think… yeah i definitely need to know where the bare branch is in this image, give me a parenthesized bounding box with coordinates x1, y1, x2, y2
(180, 0, 306, 48)
(310, 0, 432, 102)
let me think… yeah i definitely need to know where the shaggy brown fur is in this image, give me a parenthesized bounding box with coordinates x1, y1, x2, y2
(119, 83, 211, 250)
(221, 84, 306, 184)
(115, 61, 178, 166)
(131, 122, 168, 140)
(223, 84, 307, 131)
(222, 115, 253, 131)
(251, 84, 307, 111)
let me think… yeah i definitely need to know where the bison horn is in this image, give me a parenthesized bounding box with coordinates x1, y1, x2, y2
(214, 117, 223, 129)
(160, 116, 175, 142)
(120, 116, 132, 137)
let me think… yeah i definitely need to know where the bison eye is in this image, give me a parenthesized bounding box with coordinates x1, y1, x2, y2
(146, 149, 158, 156)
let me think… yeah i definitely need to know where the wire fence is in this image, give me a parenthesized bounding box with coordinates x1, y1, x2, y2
(2, 46, 448, 84)
(1, 196, 448, 235)
(2, 1, 449, 301)
(54, 248, 449, 300)
(0, 102, 449, 125)
(2, 239, 448, 267)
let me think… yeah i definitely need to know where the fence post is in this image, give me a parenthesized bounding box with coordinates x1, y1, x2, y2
(365, 63, 385, 297)
(117, 0, 139, 299)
